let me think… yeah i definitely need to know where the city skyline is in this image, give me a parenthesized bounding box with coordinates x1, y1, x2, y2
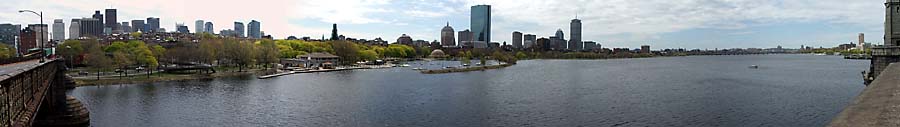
(0, 0, 884, 49)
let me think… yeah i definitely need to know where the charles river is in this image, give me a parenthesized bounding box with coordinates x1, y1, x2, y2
(72, 54, 866, 126)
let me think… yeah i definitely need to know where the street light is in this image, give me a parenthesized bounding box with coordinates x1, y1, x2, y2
(18, 10, 45, 63)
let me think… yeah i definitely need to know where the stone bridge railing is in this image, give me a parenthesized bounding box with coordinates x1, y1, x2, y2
(0, 59, 89, 127)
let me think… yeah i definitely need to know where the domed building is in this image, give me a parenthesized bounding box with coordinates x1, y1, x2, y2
(429, 49, 448, 58)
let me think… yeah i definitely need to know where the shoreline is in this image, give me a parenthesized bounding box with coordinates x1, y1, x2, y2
(74, 70, 263, 87)
(420, 64, 514, 74)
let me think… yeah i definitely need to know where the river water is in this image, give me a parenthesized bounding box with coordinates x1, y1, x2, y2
(72, 54, 867, 126)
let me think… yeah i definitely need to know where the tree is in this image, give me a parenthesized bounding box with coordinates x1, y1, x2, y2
(0, 43, 15, 59)
(83, 41, 111, 80)
(332, 40, 359, 65)
(224, 39, 256, 71)
(358, 50, 378, 61)
(256, 40, 280, 68)
(58, 40, 85, 67)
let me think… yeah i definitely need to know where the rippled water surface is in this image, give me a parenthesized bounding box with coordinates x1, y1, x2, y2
(72, 54, 867, 126)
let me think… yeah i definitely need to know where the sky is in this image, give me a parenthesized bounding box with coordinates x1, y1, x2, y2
(0, 0, 886, 49)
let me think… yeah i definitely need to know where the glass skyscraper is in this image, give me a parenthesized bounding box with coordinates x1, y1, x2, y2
(248, 20, 261, 38)
(471, 5, 491, 44)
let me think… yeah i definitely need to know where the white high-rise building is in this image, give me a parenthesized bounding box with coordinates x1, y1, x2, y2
(52, 19, 65, 41)
(69, 19, 80, 39)
(195, 20, 205, 33)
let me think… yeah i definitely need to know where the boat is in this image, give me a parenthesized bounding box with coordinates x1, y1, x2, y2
(749, 65, 759, 69)
(412, 68, 425, 70)
(400, 64, 411, 67)
(813, 53, 827, 56)
(444, 66, 456, 69)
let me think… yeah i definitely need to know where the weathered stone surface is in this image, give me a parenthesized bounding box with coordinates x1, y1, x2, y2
(830, 63, 900, 127)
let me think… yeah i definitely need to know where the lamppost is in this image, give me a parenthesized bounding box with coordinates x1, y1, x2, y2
(18, 10, 45, 63)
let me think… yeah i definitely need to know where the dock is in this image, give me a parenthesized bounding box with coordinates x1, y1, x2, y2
(257, 65, 394, 79)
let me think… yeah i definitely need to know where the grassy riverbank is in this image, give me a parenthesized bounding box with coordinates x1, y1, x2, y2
(420, 64, 514, 74)
(73, 68, 272, 86)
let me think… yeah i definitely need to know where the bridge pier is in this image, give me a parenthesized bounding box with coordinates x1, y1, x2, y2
(32, 60, 89, 127)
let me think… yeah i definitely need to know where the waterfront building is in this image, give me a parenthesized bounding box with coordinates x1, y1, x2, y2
(512, 31, 522, 49)
(523, 34, 536, 49)
(79, 18, 102, 38)
(641, 45, 651, 53)
(131, 20, 144, 33)
(195, 20, 204, 34)
(146, 17, 160, 33)
(105, 9, 118, 32)
(458, 29, 473, 47)
(204, 22, 214, 34)
(569, 18, 582, 51)
(0, 24, 20, 46)
(397, 34, 413, 45)
(331, 24, 339, 40)
(471, 5, 491, 44)
(584, 41, 598, 51)
(441, 22, 456, 47)
(248, 20, 261, 38)
(176, 24, 189, 34)
(859, 33, 865, 49)
(234, 22, 245, 37)
(18, 28, 36, 55)
(68, 19, 79, 39)
(52, 19, 65, 42)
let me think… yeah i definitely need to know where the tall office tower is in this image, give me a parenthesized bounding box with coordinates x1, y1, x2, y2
(555, 29, 564, 40)
(176, 24, 189, 33)
(331, 24, 339, 40)
(512, 31, 522, 49)
(105, 9, 118, 32)
(859, 33, 865, 48)
(121, 22, 131, 33)
(471, 5, 491, 44)
(28, 24, 48, 47)
(523, 34, 536, 49)
(569, 18, 582, 51)
(79, 18, 103, 38)
(441, 22, 455, 47)
(458, 29, 473, 47)
(69, 19, 80, 39)
(146, 17, 160, 33)
(248, 20, 261, 38)
(92, 11, 103, 25)
(195, 20, 205, 33)
(204, 22, 214, 34)
(52, 19, 65, 41)
(0, 24, 20, 46)
(131, 20, 145, 33)
(234, 22, 245, 37)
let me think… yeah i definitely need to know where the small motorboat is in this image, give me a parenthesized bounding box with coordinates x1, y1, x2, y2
(400, 64, 411, 67)
(749, 65, 759, 69)
(412, 68, 425, 70)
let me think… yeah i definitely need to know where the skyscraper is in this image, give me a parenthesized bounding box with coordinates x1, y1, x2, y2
(569, 19, 582, 51)
(512, 31, 522, 49)
(471, 5, 491, 44)
(523, 34, 536, 49)
(331, 24, 339, 40)
(248, 20, 261, 38)
(80, 18, 102, 38)
(69, 19, 80, 39)
(121, 22, 131, 33)
(234, 22, 245, 37)
(0, 24, 20, 46)
(146, 17, 160, 33)
(458, 29, 473, 47)
(105, 9, 118, 32)
(92, 11, 103, 25)
(859, 33, 865, 48)
(131, 20, 144, 33)
(195, 20, 205, 34)
(28, 24, 48, 47)
(176, 23, 189, 34)
(555, 29, 564, 40)
(441, 22, 455, 47)
(204, 22, 214, 34)
(52, 19, 65, 41)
